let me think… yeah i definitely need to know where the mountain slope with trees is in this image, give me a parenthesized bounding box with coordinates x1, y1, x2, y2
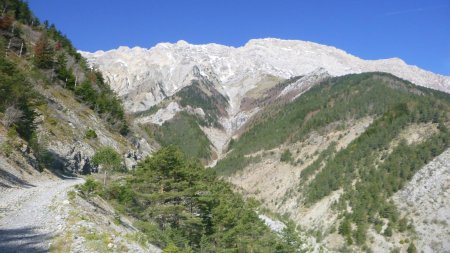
(0, 1, 307, 252)
(2, 1, 450, 252)
(88, 146, 305, 252)
(216, 72, 450, 251)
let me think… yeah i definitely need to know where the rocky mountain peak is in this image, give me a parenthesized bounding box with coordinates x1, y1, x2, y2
(81, 38, 450, 114)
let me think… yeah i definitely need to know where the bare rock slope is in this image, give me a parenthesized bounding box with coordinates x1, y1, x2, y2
(393, 148, 450, 253)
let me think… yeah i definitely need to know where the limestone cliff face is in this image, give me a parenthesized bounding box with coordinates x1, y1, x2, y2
(82, 38, 450, 115)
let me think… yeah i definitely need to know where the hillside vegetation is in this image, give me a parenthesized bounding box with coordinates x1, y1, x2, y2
(217, 73, 450, 174)
(0, 0, 134, 177)
(2, 1, 449, 252)
(139, 77, 231, 163)
(82, 146, 305, 252)
(152, 112, 213, 162)
(0, 0, 128, 138)
(176, 79, 229, 128)
(215, 72, 450, 248)
(0, 1, 158, 252)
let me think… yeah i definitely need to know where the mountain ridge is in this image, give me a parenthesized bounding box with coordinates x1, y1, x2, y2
(81, 38, 450, 159)
(80, 38, 450, 165)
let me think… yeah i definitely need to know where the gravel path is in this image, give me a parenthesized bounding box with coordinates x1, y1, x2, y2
(0, 177, 83, 253)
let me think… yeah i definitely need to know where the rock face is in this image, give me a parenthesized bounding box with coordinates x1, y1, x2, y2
(47, 141, 95, 175)
(19, 144, 39, 171)
(31, 83, 153, 175)
(393, 148, 450, 253)
(258, 214, 286, 234)
(47, 140, 146, 174)
(0, 30, 26, 56)
(278, 68, 330, 100)
(81, 38, 450, 115)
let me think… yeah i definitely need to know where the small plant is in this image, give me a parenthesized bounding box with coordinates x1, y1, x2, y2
(67, 190, 76, 201)
(383, 226, 393, 237)
(0, 142, 13, 157)
(280, 149, 293, 163)
(163, 243, 182, 253)
(48, 117, 58, 126)
(113, 213, 121, 225)
(330, 226, 337, 234)
(77, 176, 101, 196)
(407, 242, 417, 253)
(7, 126, 18, 139)
(85, 128, 97, 139)
(374, 223, 382, 234)
(390, 247, 400, 253)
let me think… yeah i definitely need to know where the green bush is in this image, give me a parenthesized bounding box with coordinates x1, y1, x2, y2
(383, 225, 393, 237)
(0, 142, 13, 157)
(407, 242, 417, 253)
(280, 149, 293, 163)
(339, 219, 351, 236)
(84, 128, 97, 139)
(67, 190, 76, 201)
(77, 176, 101, 196)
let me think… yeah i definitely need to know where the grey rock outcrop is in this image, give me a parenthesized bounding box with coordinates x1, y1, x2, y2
(19, 144, 39, 170)
(65, 146, 95, 174)
(124, 150, 141, 169)
(393, 148, 450, 253)
(47, 141, 95, 175)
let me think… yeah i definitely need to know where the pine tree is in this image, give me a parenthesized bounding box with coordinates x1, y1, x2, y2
(55, 53, 69, 80)
(34, 34, 54, 68)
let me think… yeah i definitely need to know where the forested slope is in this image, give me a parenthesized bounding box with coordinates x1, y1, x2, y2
(216, 72, 450, 251)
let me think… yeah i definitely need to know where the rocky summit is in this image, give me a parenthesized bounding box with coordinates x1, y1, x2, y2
(82, 38, 450, 114)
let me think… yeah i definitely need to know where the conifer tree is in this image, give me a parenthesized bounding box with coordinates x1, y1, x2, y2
(34, 34, 54, 68)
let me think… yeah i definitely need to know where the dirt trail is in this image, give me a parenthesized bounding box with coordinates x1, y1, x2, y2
(0, 177, 83, 253)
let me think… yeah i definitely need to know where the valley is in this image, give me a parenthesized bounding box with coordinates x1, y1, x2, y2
(1, 1, 450, 252)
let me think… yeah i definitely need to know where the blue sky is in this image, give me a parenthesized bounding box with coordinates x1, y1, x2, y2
(29, 0, 450, 75)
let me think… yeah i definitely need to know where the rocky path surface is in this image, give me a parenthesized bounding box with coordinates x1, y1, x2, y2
(0, 177, 83, 253)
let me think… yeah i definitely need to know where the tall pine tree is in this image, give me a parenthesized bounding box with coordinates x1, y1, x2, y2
(34, 34, 54, 69)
